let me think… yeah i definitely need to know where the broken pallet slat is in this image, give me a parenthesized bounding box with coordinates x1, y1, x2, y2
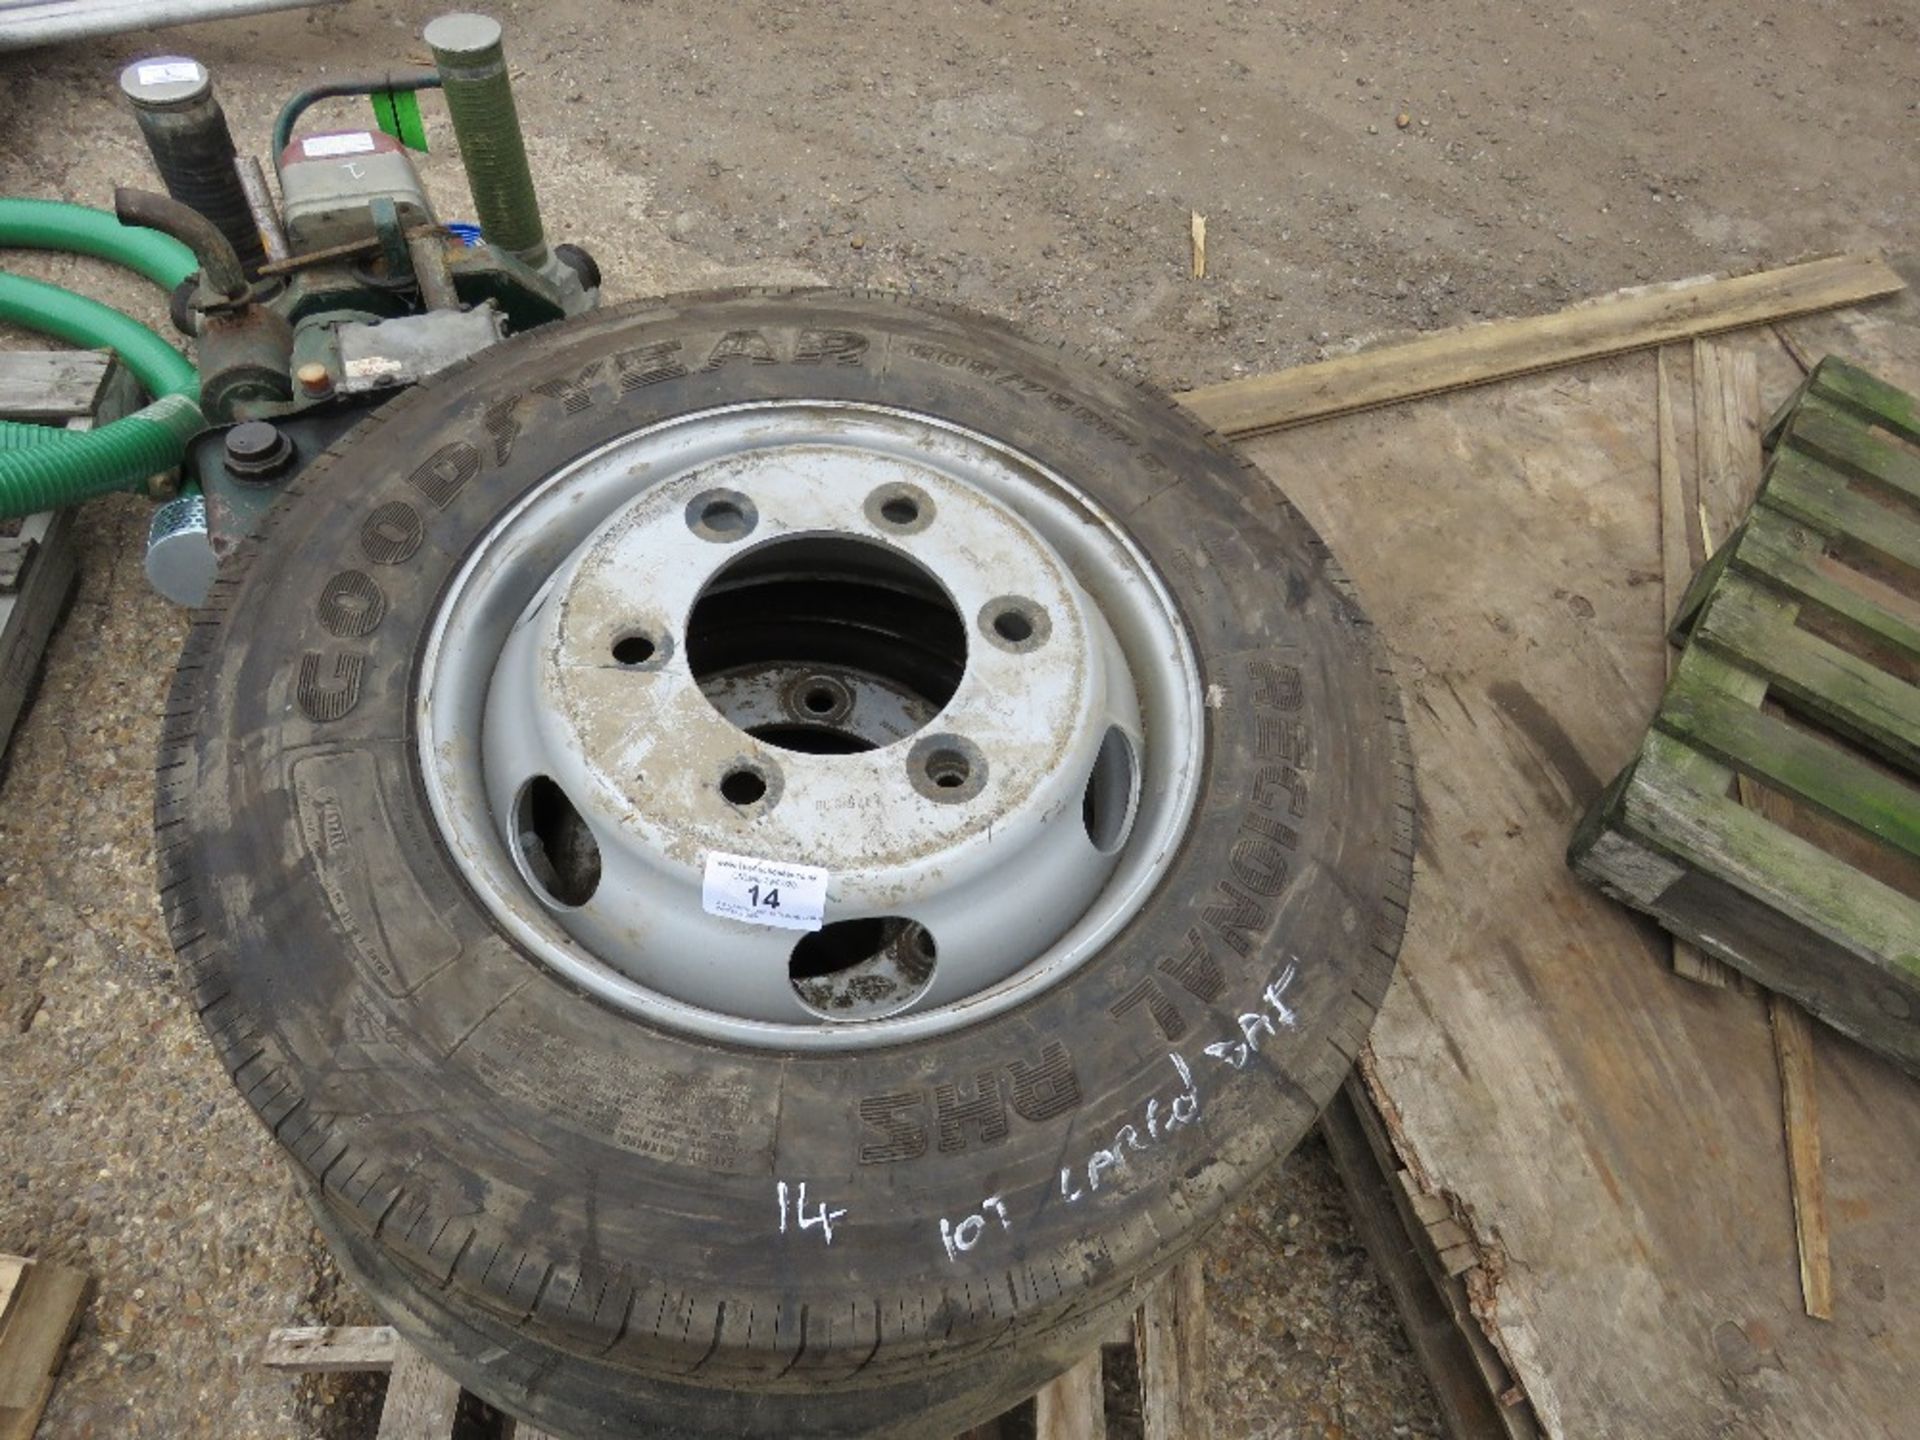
(1178, 255, 1904, 439)
(375, 1342, 463, 1440)
(262, 1323, 399, 1373)
(0, 1256, 91, 1440)
(1032, 1350, 1104, 1440)
(1771, 983, 1835, 1322)
(1135, 1254, 1207, 1440)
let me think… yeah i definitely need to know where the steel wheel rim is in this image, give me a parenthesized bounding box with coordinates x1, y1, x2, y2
(417, 401, 1204, 1049)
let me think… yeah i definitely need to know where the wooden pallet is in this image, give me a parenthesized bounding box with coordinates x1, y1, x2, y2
(1570, 355, 1920, 1075)
(0, 349, 141, 770)
(0, 1254, 92, 1440)
(264, 1256, 1206, 1440)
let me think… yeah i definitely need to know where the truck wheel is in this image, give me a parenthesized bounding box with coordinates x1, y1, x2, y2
(157, 290, 1413, 1438)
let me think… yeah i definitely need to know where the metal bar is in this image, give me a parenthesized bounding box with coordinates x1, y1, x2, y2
(0, 0, 345, 50)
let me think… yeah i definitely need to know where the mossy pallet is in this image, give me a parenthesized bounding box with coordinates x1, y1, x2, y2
(1570, 356, 1920, 1076)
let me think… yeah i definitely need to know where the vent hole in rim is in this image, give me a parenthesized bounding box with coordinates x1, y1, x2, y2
(790, 917, 937, 1020)
(1082, 725, 1140, 853)
(514, 775, 601, 906)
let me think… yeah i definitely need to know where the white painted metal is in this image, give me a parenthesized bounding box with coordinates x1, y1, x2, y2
(0, 0, 342, 50)
(419, 402, 1203, 1049)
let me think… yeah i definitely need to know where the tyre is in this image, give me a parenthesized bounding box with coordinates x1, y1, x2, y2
(156, 290, 1413, 1438)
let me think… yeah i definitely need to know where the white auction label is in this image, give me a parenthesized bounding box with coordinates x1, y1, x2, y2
(303, 132, 378, 158)
(701, 850, 829, 932)
(137, 61, 202, 86)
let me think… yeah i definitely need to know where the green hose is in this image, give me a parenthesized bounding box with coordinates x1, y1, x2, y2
(0, 198, 197, 290)
(0, 394, 202, 517)
(0, 241, 206, 519)
(0, 419, 60, 450)
(0, 270, 198, 400)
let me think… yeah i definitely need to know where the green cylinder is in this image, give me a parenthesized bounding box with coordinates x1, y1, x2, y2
(425, 12, 548, 266)
(0, 420, 61, 450)
(0, 198, 198, 290)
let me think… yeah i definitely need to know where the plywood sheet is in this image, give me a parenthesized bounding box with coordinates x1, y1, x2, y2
(1239, 289, 1920, 1438)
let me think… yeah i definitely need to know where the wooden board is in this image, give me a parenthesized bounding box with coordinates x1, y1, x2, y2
(1179, 255, 1903, 438)
(0, 350, 139, 770)
(0, 1257, 91, 1440)
(375, 1342, 462, 1440)
(1236, 268, 1920, 1439)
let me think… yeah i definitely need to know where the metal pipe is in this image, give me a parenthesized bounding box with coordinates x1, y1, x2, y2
(234, 156, 290, 264)
(270, 71, 442, 178)
(118, 56, 269, 277)
(424, 12, 548, 267)
(408, 232, 462, 311)
(113, 187, 249, 303)
(0, 1, 347, 52)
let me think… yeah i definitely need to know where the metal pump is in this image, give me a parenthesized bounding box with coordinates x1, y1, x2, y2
(118, 12, 601, 603)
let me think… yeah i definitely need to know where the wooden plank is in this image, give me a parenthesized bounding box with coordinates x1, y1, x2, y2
(0, 1259, 91, 1440)
(1658, 343, 1742, 987)
(1808, 355, 1920, 446)
(1764, 449, 1920, 576)
(1662, 649, 1920, 860)
(375, 1342, 462, 1440)
(1694, 338, 1764, 538)
(1236, 330, 1920, 1439)
(1321, 1085, 1533, 1440)
(1134, 1254, 1206, 1440)
(1771, 980, 1834, 1321)
(261, 1323, 399, 1373)
(1032, 1350, 1104, 1440)
(1697, 573, 1920, 770)
(0, 351, 112, 424)
(1179, 255, 1903, 438)
(1785, 395, 1920, 506)
(1735, 506, 1920, 666)
(0, 1261, 25, 1332)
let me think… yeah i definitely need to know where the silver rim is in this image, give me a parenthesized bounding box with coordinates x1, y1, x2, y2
(417, 402, 1204, 1049)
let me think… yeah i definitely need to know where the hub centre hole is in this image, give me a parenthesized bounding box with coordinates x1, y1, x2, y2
(686, 535, 966, 753)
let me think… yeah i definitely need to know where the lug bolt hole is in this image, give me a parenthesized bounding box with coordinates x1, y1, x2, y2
(803, 686, 837, 714)
(720, 768, 769, 806)
(979, 595, 1050, 651)
(925, 749, 971, 788)
(611, 632, 658, 665)
(686, 488, 758, 543)
(992, 609, 1033, 643)
(702, 498, 747, 533)
(880, 496, 919, 525)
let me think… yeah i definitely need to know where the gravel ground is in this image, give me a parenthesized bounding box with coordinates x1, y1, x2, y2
(0, 0, 1912, 1436)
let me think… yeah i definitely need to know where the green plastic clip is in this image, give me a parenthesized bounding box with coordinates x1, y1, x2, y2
(370, 89, 428, 152)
